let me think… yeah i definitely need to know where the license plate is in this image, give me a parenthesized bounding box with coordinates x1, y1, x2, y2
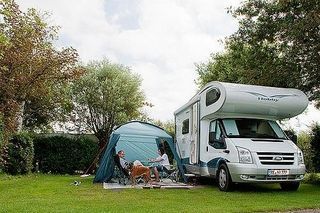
(268, 169, 289, 176)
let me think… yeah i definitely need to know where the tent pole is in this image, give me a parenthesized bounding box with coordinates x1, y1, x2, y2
(84, 143, 107, 175)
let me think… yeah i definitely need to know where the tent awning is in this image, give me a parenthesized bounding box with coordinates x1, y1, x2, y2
(93, 121, 186, 183)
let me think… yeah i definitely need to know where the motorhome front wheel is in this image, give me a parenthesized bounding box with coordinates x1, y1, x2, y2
(217, 164, 234, 192)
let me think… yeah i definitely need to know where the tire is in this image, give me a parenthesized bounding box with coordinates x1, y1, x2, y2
(217, 164, 234, 192)
(280, 182, 300, 191)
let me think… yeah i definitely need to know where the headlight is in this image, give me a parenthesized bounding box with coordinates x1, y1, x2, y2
(298, 150, 304, 165)
(237, 147, 253, 164)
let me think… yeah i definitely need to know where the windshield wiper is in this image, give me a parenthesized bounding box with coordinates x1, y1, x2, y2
(251, 138, 284, 142)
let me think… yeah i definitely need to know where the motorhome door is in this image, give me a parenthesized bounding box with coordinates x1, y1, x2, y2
(190, 103, 199, 164)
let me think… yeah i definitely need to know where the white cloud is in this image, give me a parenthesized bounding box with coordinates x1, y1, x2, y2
(17, 0, 240, 121)
(16, 0, 319, 130)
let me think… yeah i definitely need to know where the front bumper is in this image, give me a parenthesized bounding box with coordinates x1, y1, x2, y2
(227, 163, 305, 183)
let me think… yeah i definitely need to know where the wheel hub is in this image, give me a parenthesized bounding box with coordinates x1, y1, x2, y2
(219, 169, 227, 188)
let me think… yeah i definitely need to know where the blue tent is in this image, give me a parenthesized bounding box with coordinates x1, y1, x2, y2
(94, 121, 186, 183)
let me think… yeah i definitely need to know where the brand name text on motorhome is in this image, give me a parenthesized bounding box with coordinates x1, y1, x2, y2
(244, 91, 298, 102)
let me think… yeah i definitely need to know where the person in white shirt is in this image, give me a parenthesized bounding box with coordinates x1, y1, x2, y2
(149, 147, 170, 182)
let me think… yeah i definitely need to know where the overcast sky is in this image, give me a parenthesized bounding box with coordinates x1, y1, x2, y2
(17, 0, 320, 131)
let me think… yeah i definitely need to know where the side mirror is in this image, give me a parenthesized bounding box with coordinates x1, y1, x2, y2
(209, 132, 215, 144)
(209, 133, 226, 149)
(218, 137, 227, 149)
(291, 134, 298, 144)
(284, 130, 297, 144)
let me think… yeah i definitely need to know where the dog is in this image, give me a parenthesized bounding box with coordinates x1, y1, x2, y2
(128, 163, 151, 186)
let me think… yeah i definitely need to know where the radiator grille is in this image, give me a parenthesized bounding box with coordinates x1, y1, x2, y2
(257, 152, 294, 165)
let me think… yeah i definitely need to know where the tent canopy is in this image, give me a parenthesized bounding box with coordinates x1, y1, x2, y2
(94, 121, 186, 183)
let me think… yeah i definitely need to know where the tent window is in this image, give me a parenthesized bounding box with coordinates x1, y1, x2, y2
(182, 119, 189, 134)
(206, 88, 220, 106)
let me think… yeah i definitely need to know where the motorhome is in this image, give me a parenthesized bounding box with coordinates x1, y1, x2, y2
(174, 82, 308, 191)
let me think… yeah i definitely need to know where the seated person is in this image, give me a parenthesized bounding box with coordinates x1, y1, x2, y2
(149, 148, 170, 182)
(114, 150, 129, 177)
(115, 150, 144, 174)
(116, 150, 150, 185)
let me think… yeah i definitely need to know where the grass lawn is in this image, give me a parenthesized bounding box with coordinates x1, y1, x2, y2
(0, 174, 320, 213)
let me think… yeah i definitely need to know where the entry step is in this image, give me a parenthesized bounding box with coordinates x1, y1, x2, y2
(184, 173, 196, 177)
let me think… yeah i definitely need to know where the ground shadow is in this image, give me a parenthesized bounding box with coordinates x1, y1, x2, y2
(195, 177, 292, 193)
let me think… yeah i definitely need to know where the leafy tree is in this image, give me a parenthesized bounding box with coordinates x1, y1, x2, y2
(71, 59, 145, 172)
(310, 123, 320, 172)
(22, 85, 74, 132)
(0, 0, 80, 141)
(197, 0, 320, 106)
(153, 119, 175, 138)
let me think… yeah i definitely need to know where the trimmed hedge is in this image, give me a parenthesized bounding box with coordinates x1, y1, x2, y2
(1, 132, 34, 175)
(33, 135, 98, 174)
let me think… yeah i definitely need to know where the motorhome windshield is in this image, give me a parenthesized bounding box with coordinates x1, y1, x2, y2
(222, 119, 287, 139)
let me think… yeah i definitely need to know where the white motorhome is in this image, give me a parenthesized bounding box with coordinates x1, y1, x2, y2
(175, 82, 308, 191)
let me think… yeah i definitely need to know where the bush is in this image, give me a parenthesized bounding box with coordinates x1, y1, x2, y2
(302, 173, 320, 185)
(1, 132, 34, 175)
(33, 135, 98, 174)
(297, 131, 313, 172)
(310, 123, 320, 172)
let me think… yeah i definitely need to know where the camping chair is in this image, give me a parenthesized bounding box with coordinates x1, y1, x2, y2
(159, 165, 179, 182)
(113, 155, 130, 185)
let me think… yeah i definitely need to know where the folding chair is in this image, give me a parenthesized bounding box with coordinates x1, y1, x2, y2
(160, 165, 179, 182)
(113, 155, 130, 185)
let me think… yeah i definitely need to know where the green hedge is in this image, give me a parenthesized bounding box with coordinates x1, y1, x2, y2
(1, 132, 34, 175)
(33, 135, 98, 174)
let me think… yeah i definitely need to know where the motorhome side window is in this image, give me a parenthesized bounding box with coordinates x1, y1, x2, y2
(209, 120, 225, 149)
(206, 88, 221, 106)
(182, 119, 189, 134)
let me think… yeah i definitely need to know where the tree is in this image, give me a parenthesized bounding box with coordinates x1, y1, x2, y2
(197, 0, 320, 106)
(71, 59, 145, 172)
(0, 0, 80, 141)
(310, 123, 320, 172)
(22, 85, 74, 132)
(153, 119, 175, 138)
